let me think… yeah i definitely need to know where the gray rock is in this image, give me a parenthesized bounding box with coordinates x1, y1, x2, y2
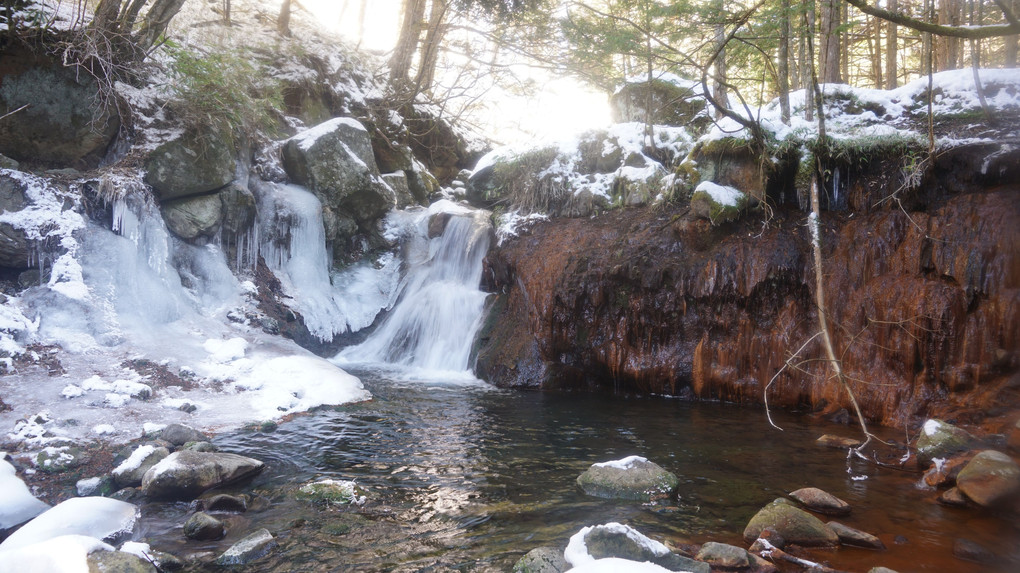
(956, 450, 1020, 507)
(198, 493, 248, 513)
(788, 487, 851, 516)
(183, 511, 225, 540)
(580, 524, 709, 573)
(76, 476, 114, 497)
(184, 441, 219, 452)
(0, 172, 31, 268)
(160, 423, 208, 446)
(281, 118, 396, 238)
(827, 521, 886, 549)
(382, 171, 415, 209)
(296, 479, 367, 506)
(86, 550, 157, 573)
(0, 53, 120, 168)
(141, 450, 264, 500)
(695, 541, 751, 568)
(512, 546, 569, 573)
(144, 132, 234, 201)
(218, 182, 257, 235)
(161, 193, 223, 240)
(610, 77, 709, 132)
(0, 154, 18, 170)
(867, 568, 901, 573)
(35, 445, 88, 473)
(576, 456, 679, 501)
(743, 498, 839, 546)
(916, 419, 977, 466)
(216, 528, 277, 565)
(112, 445, 170, 488)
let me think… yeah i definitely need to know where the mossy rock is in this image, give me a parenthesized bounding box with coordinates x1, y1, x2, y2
(576, 456, 679, 501)
(296, 479, 367, 506)
(690, 181, 748, 224)
(743, 498, 838, 546)
(916, 419, 977, 466)
(144, 131, 235, 201)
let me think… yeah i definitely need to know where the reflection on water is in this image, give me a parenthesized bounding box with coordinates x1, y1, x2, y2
(146, 369, 1018, 572)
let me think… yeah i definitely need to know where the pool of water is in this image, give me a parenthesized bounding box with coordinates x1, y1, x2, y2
(138, 368, 1018, 572)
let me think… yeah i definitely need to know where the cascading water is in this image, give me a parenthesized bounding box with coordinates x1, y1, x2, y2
(336, 202, 492, 373)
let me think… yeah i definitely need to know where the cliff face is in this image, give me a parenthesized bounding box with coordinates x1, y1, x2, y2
(476, 186, 1019, 429)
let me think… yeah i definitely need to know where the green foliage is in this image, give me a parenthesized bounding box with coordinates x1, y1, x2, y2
(166, 43, 284, 142)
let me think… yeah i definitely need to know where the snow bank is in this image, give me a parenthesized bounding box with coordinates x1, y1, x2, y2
(0, 497, 137, 553)
(0, 534, 113, 573)
(0, 458, 50, 530)
(231, 355, 370, 420)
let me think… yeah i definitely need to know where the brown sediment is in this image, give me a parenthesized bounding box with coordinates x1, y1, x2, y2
(476, 186, 1019, 431)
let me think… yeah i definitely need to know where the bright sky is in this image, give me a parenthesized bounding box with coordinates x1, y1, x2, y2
(300, 0, 611, 144)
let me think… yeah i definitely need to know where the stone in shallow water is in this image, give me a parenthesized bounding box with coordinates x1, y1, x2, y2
(216, 528, 277, 565)
(827, 521, 886, 549)
(952, 538, 998, 564)
(937, 486, 969, 507)
(788, 487, 851, 516)
(916, 419, 976, 466)
(695, 541, 750, 568)
(955, 450, 1020, 507)
(576, 456, 679, 501)
(140, 451, 264, 500)
(743, 498, 838, 546)
(87, 550, 157, 573)
(816, 434, 863, 449)
(183, 512, 225, 541)
(512, 546, 569, 573)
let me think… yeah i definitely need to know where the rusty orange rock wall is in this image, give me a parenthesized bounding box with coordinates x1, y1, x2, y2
(476, 188, 1019, 429)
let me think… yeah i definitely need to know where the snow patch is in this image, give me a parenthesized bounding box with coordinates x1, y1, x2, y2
(694, 181, 743, 207)
(593, 456, 648, 470)
(923, 419, 942, 436)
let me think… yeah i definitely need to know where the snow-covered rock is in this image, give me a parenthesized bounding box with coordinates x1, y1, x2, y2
(112, 445, 170, 488)
(564, 522, 708, 573)
(140, 450, 265, 500)
(576, 456, 679, 501)
(0, 534, 114, 573)
(0, 497, 137, 553)
(216, 528, 277, 565)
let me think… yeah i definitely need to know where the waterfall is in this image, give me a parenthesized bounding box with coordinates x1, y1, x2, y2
(336, 203, 492, 373)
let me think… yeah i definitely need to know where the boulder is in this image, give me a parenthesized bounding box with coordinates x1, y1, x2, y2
(612, 162, 667, 207)
(955, 450, 1020, 507)
(688, 140, 767, 204)
(382, 171, 416, 209)
(197, 493, 248, 513)
(691, 181, 747, 224)
(144, 132, 235, 201)
(86, 550, 157, 573)
(743, 498, 839, 546)
(36, 445, 88, 473)
(0, 154, 18, 169)
(952, 538, 998, 564)
(0, 172, 31, 268)
(0, 49, 120, 168)
(788, 487, 851, 516)
(160, 423, 208, 446)
(512, 546, 569, 573)
(923, 454, 973, 488)
(695, 541, 751, 568)
(566, 523, 709, 573)
(0, 497, 137, 552)
(827, 521, 885, 549)
(216, 528, 277, 565)
(610, 76, 709, 133)
(140, 451, 264, 500)
(218, 183, 257, 235)
(936, 486, 969, 507)
(183, 512, 225, 541)
(281, 118, 396, 233)
(576, 456, 679, 501)
(111, 445, 170, 488)
(161, 193, 223, 241)
(916, 419, 977, 466)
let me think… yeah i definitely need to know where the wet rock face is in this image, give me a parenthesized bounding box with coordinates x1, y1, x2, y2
(0, 47, 120, 169)
(477, 187, 1019, 428)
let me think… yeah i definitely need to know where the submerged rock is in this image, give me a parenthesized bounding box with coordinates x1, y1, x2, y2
(694, 541, 751, 568)
(296, 479, 367, 506)
(197, 494, 248, 513)
(216, 528, 277, 565)
(576, 456, 679, 501)
(183, 512, 225, 541)
(512, 546, 569, 573)
(788, 487, 851, 516)
(816, 434, 863, 449)
(952, 537, 998, 564)
(916, 419, 977, 466)
(86, 550, 157, 573)
(827, 521, 885, 549)
(743, 498, 838, 546)
(955, 450, 1020, 507)
(140, 451, 264, 500)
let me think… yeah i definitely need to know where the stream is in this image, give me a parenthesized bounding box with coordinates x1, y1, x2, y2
(137, 367, 1017, 572)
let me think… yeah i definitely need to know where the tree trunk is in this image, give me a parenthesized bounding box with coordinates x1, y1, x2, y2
(804, 1, 815, 122)
(391, 0, 427, 86)
(819, 0, 841, 83)
(414, 0, 449, 96)
(779, 0, 791, 123)
(712, 0, 730, 115)
(1006, 0, 1019, 66)
(885, 0, 898, 88)
(867, 17, 882, 88)
(278, 0, 292, 37)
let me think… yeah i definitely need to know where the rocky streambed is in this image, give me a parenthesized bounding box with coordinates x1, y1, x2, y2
(3, 369, 1018, 572)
